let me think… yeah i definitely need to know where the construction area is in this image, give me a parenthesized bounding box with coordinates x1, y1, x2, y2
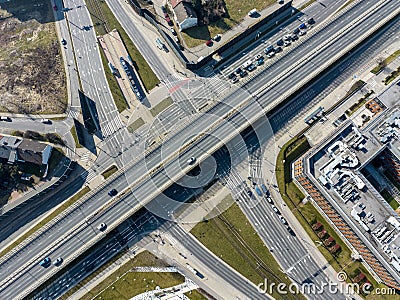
(0, 0, 66, 114)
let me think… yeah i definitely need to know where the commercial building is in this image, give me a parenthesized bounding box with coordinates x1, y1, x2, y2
(293, 107, 400, 290)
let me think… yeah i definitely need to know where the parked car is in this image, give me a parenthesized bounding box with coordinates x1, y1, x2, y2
(279, 215, 287, 225)
(174, 36, 179, 43)
(293, 28, 300, 34)
(308, 17, 315, 24)
(231, 76, 239, 83)
(266, 197, 273, 204)
(261, 184, 269, 195)
(275, 46, 282, 53)
(247, 63, 256, 72)
(108, 189, 118, 196)
(299, 30, 306, 36)
(205, 39, 213, 47)
(170, 27, 177, 36)
(239, 70, 247, 78)
(213, 34, 221, 41)
(299, 23, 307, 30)
(41, 118, 51, 124)
(283, 40, 291, 47)
(61, 38, 67, 45)
(228, 72, 236, 79)
(271, 205, 280, 214)
(246, 190, 253, 197)
(161, 5, 167, 13)
(235, 67, 242, 74)
(291, 34, 298, 41)
(276, 39, 284, 46)
(39, 257, 51, 267)
(53, 257, 63, 266)
(256, 58, 264, 66)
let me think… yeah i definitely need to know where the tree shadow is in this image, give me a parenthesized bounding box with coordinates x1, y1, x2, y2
(0, 0, 61, 24)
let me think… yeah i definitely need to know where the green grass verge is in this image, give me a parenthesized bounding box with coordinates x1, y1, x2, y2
(276, 135, 397, 298)
(181, 0, 275, 48)
(381, 189, 399, 210)
(70, 125, 82, 148)
(86, 0, 159, 92)
(74, 250, 177, 300)
(371, 50, 400, 74)
(191, 196, 301, 300)
(101, 165, 118, 179)
(384, 66, 400, 85)
(150, 97, 173, 117)
(128, 117, 145, 133)
(185, 289, 209, 300)
(0, 186, 90, 259)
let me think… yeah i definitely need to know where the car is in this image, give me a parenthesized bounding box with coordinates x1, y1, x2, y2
(308, 17, 315, 24)
(271, 205, 280, 214)
(61, 38, 67, 45)
(275, 46, 282, 53)
(255, 186, 262, 196)
(261, 184, 269, 195)
(39, 257, 51, 267)
(283, 35, 291, 41)
(0, 116, 11, 122)
(174, 36, 179, 43)
(266, 52, 275, 58)
(41, 118, 51, 124)
(53, 257, 63, 266)
(283, 40, 291, 47)
(108, 189, 118, 196)
(254, 54, 263, 61)
(205, 39, 213, 47)
(231, 76, 239, 83)
(235, 67, 242, 74)
(178, 44, 184, 50)
(97, 223, 107, 231)
(246, 190, 253, 197)
(299, 23, 307, 30)
(267, 197, 273, 204)
(279, 215, 287, 225)
(299, 30, 306, 36)
(276, 39, 284, 46)
(287, 226, 296, 236)
(170, 27, 177, 35)
(247, 64, 256, 72)
(228, 72, 236, 79)
(164, 12, 168, 18)
(213, 34, 221, 42)
(291, 34, 298, 41)
(187, 157, 196, 165)
(256, 58, 264, 66)
(293, 28, 300, 34)
(239, 70, 247, 78)
(161, 5, 167, 13)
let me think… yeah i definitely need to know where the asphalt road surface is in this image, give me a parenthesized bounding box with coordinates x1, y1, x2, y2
(1, 1, 398, 298)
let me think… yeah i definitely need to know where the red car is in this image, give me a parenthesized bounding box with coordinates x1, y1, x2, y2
(205, 39, 213, 47)
(164, 12, 168, 18)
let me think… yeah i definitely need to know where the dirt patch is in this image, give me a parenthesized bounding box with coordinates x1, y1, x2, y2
(0, 1, 67, 114)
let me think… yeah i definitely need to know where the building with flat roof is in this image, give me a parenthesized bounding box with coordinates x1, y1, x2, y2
(293, 107, 400, 290)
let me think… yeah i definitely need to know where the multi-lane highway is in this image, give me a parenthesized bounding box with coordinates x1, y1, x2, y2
(1, 0, 399, 298)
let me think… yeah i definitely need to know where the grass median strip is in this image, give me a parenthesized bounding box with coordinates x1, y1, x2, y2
(70, 250, 182, 300)
(101, 165, 118, 179)
(0, 186, 90, 259)
(128, 117, 145, 132)
(150, 97, 173, 117)
(191, 196, 300, 300)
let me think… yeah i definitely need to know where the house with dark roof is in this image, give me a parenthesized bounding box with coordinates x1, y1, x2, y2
(0, 135, 53, 176)
(170, 0, 198, 31)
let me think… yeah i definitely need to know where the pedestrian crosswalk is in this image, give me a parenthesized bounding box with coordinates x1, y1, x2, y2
(100, 115, 125, 138)
(68, 106, 81, 119)
(80, 168, 97, 182)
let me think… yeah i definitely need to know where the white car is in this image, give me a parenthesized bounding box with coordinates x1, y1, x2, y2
(299, 30, 306, 36)
(279, 215, 287, 225)
(187, 157, 196, 165)
(271, 205, 280, 214)
(97, 223, 107, 231)
(283, 40, 291, 47)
